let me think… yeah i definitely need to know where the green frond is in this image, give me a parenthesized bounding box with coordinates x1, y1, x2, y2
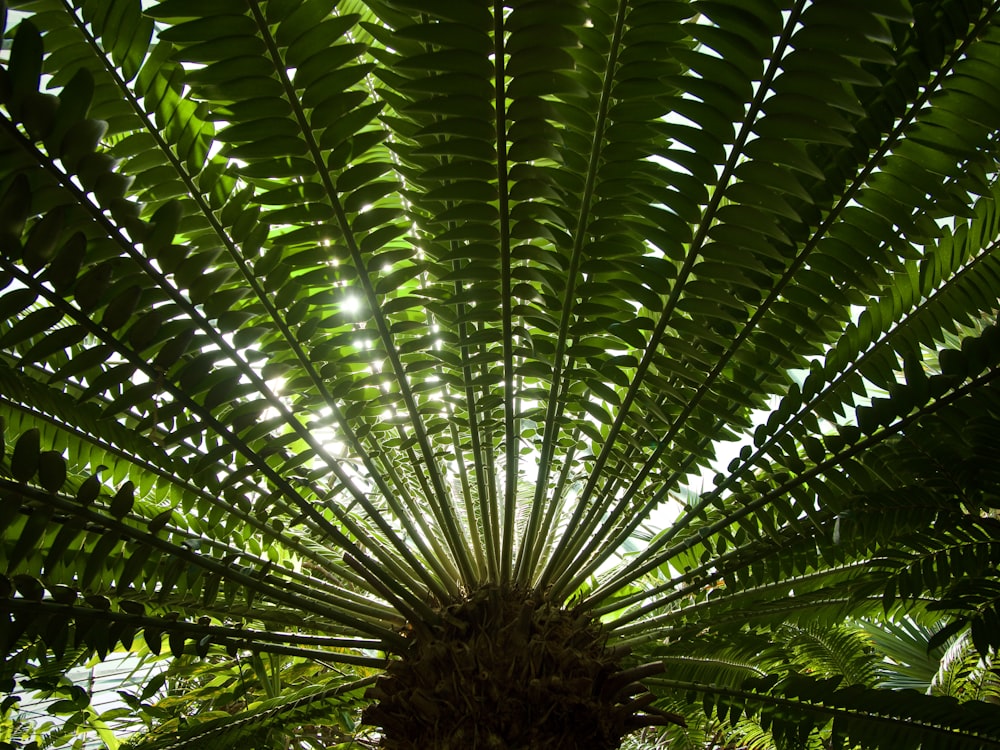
(651, 673, 1000, 750)
(124, 676, 373, 750)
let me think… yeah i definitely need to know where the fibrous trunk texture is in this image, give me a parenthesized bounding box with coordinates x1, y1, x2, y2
(363, 585, 680, 749)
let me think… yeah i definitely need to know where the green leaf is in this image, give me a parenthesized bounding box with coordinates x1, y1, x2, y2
(37, 450, 66, 492)
(143, 627, 163, 656)
(19, 323, 87, 365)
(147, 508, 174, 534)
(0, 174, 30, 258)
(0, 305, 63, 350)
(146, 0, 247, 17)
(43, 232, 88, 295)
(21, 206, 65, 272)
(145, 201, 182, 255)
(59, 119, 109, 171)
(47, 699, 81, 715)
(76, 473, 102, 505)
(7, 20, 42, 116)
(51, 68, 95, 149)
(10, 428, 40, 482)
(8, 515, 48, 571)
(109, 480, 135, 518)
(101, 285, 142, 333)
(158, 14, 258, 43)
(338, 162, 393, 193)
(21, 91, 59, 142)
(81, 532, 119, 588)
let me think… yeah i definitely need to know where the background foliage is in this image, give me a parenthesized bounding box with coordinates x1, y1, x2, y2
(1, 0, 1000, 747)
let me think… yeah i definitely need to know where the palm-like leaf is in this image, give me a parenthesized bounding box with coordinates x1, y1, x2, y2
(2, 0, 1000, 747)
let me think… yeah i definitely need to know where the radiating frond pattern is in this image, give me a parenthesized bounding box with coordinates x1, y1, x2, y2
(2, 0, 1000, 747)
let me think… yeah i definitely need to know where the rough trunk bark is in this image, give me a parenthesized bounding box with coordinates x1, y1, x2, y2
(363, 585, 683, 749)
